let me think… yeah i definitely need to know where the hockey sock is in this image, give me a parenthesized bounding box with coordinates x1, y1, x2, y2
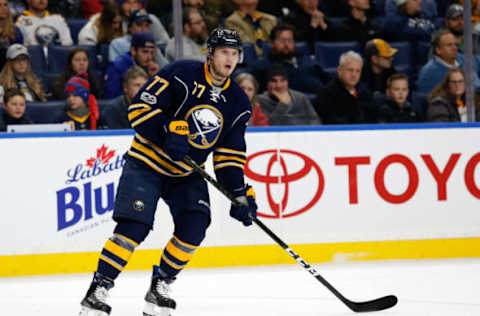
(159, 212, 210, 278)
(97, 220, 150, 280)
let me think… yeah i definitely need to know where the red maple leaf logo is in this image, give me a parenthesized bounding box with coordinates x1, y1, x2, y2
(86, 145, 116, 168)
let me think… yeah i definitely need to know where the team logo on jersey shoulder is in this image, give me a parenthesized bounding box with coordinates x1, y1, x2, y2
(140, 91, 157, 104)
(185, 105, 223, 149)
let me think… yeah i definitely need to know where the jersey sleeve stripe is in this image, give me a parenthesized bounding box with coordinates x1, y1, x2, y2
(130, 109, 162, 128)
(214, 161, 245, 171)
(214, 147, 246, 156)
(130, 140, 185, 174)
(128, 107, 152, 122)
(213, 155, 246, 164)
(128, 103, 151, 112)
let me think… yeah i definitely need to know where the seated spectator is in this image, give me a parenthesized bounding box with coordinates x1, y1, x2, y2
(314, 51, 374, 124)
(0, 44, 46, 101)
(109, 8, 168, 67)
(78, 1, 124, 45)
(51, 47, 100, 100)
(444, 4, 465, 53)
(165, 7, 208, 62)
(0, 88, 32, 131)
(383, 0, 436, 42)
(225, 0, 277, 56)
(245, 23, 330, 94)
(427, 68, 480, 122)
(385, 0, 438, 21)
(335, 0, 383, 45)
(100, 65, 148, 129)
(118, 0, 170, 45)
(81, 0, 104, 19)
(15, 0, 73, 46)
(378, 73, 419, 123)
(183, 0, 235, 32)
(234, 72, 269, 126)
(56, 74, 100, 130)
(257, 67, 320, 125)
(417, 30, 480, 94)
(0, 0, 23, 70)
(361, 38, 398, 96)
(283, 0, 333, 51)
(104, 32, 160, 99)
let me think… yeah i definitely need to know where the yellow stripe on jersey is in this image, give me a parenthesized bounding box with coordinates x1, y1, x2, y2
(131, 140, 185, 174)
(104, 240, 133, 262)
(127, 150, 178, 177)
(214, 147, 246, 155)
(214, 162, 245, 171)
(213, 155, 246, 164)
(130, 109, 162, 128)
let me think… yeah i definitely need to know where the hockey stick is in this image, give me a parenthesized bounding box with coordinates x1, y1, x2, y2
(184, 155, 397, 313)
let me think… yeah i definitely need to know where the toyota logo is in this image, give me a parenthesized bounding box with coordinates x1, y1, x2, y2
(244, 150, 324, 218)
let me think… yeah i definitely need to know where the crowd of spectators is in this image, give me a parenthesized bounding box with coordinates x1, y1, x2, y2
(1, 0, 479, 132)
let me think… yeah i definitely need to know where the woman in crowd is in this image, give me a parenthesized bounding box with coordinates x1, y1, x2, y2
(51, 47, 100, 100)
(0, 0, 23, 70)
(78, 1, 124, 45)
(0, 88, 32, 131)
(427, 68, 480, 122)
(0, 44, 46, 102)
(235, 72, 269, 126)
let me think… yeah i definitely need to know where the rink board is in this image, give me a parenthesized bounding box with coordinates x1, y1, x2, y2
(1, 124, 480, 276)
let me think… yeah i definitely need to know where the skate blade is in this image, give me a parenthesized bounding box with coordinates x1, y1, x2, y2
(143, 302, 173, 316)
(79, 306, 109, 316)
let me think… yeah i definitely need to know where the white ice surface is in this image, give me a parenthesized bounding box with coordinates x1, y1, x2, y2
(1, 258, 480, 315)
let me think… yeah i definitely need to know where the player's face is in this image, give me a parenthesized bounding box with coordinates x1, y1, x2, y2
(210, 47, 240, 80)
(123, 76, 148, 102)
(239, 78, 256, 101)
(132, 46, 155, 67)
(387, 79, 409, 104)
(272, 30, 295, 57)
(0, 0, 9, 19)
(27, 0, 48, 11)
(3, 95, 26, 119)
(11, 55, 29, 76)
(71, 51, 89, 74)
(337, 59, 362, 89)
(66, 94, 87, 110)
(448, 71, 465, 97)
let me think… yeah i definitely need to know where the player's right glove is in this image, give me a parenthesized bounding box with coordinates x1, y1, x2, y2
(163, 119, 190, 161)
(230, 185, 257, 226)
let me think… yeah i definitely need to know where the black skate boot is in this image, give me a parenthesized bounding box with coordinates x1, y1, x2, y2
(143, 265, 176, 316)
(79, 272, 114, 316)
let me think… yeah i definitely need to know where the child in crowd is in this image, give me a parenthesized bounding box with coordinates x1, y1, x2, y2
(0, 88, 32, 131)
(378, 73, 419, 123)
(56, 74, 99, 130)
(234, 72, 269, 126)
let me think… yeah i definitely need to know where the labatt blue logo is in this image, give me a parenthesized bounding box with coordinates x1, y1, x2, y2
(56, 145, 125, 231)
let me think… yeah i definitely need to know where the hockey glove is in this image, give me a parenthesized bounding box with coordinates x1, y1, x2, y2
(230, 185, 257, 226)
(163, 119, 190, 161)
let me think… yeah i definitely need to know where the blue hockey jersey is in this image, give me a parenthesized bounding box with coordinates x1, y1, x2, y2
(127, 60, 252, 193)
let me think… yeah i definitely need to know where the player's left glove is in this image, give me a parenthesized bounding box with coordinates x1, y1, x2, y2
(230, 184, 257, 226)
(163, 119, 190, 161)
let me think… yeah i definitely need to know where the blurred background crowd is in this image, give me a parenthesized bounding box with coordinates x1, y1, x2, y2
(0, 0, 477, 131)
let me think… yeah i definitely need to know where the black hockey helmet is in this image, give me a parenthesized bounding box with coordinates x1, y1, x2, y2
(207, 28, 243, 62)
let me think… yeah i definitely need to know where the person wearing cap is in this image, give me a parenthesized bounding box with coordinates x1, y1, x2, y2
(15, 0, 73, 46)
(444, 4, 464, 53)
(335, 0, 383, 45)
(224, 0, 277, 56)
(257, 66, 320, 125)
(383, 0, 437, 42)
(0, 44, 46, 102)
(56, 73, 100, 130)
(104, 31, 161, 99)
(417, 29, 480, 94)
(314, 51, 374, 124)
(361, 38, 398, 96)
(165, 7, 208, 62)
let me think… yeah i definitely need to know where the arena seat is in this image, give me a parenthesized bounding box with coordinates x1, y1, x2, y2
(241, 43, 257, 64)
(26, 101, 65, 124)
(27, 45, 47, 79)
(415, 41, 431, 70)
(315, 41, 361, 68)
(412, 92, 429, 121)
(262, 41, 310, 60)
(67, 19, 88, 44)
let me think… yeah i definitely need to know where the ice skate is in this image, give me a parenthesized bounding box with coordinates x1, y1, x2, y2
(143, 266, 176, 316)
(79, 272, 114, 316)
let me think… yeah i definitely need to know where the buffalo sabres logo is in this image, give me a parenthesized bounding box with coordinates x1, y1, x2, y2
(34, 25, 61, 45)
(185, 105, 223, 149)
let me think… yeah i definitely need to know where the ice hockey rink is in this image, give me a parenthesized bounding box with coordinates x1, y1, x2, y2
(1, 258, 479, 316)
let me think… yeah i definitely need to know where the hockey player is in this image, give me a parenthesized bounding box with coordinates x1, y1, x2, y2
(79, 28, 258, 316)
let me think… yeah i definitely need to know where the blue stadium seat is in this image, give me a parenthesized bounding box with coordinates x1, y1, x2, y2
(26, 45, 47, 78)
(328, 17, 347, 29)
(26, 101, 65, 124)
(67, 19, 88, 44)
(315, 41, 361, 68)
(415, 41, 431, 69)
(97, 43, 109, 71)
(48, 45, 98, 74)
(158, 43, 166, 55)
(374, 0, 386, 15)
(412, 92, 429, 121)
(241, 43, 257, 64)
(390, 42, 412, 69)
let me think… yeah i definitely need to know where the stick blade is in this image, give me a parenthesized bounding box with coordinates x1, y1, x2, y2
(347, 295, 398, 313)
